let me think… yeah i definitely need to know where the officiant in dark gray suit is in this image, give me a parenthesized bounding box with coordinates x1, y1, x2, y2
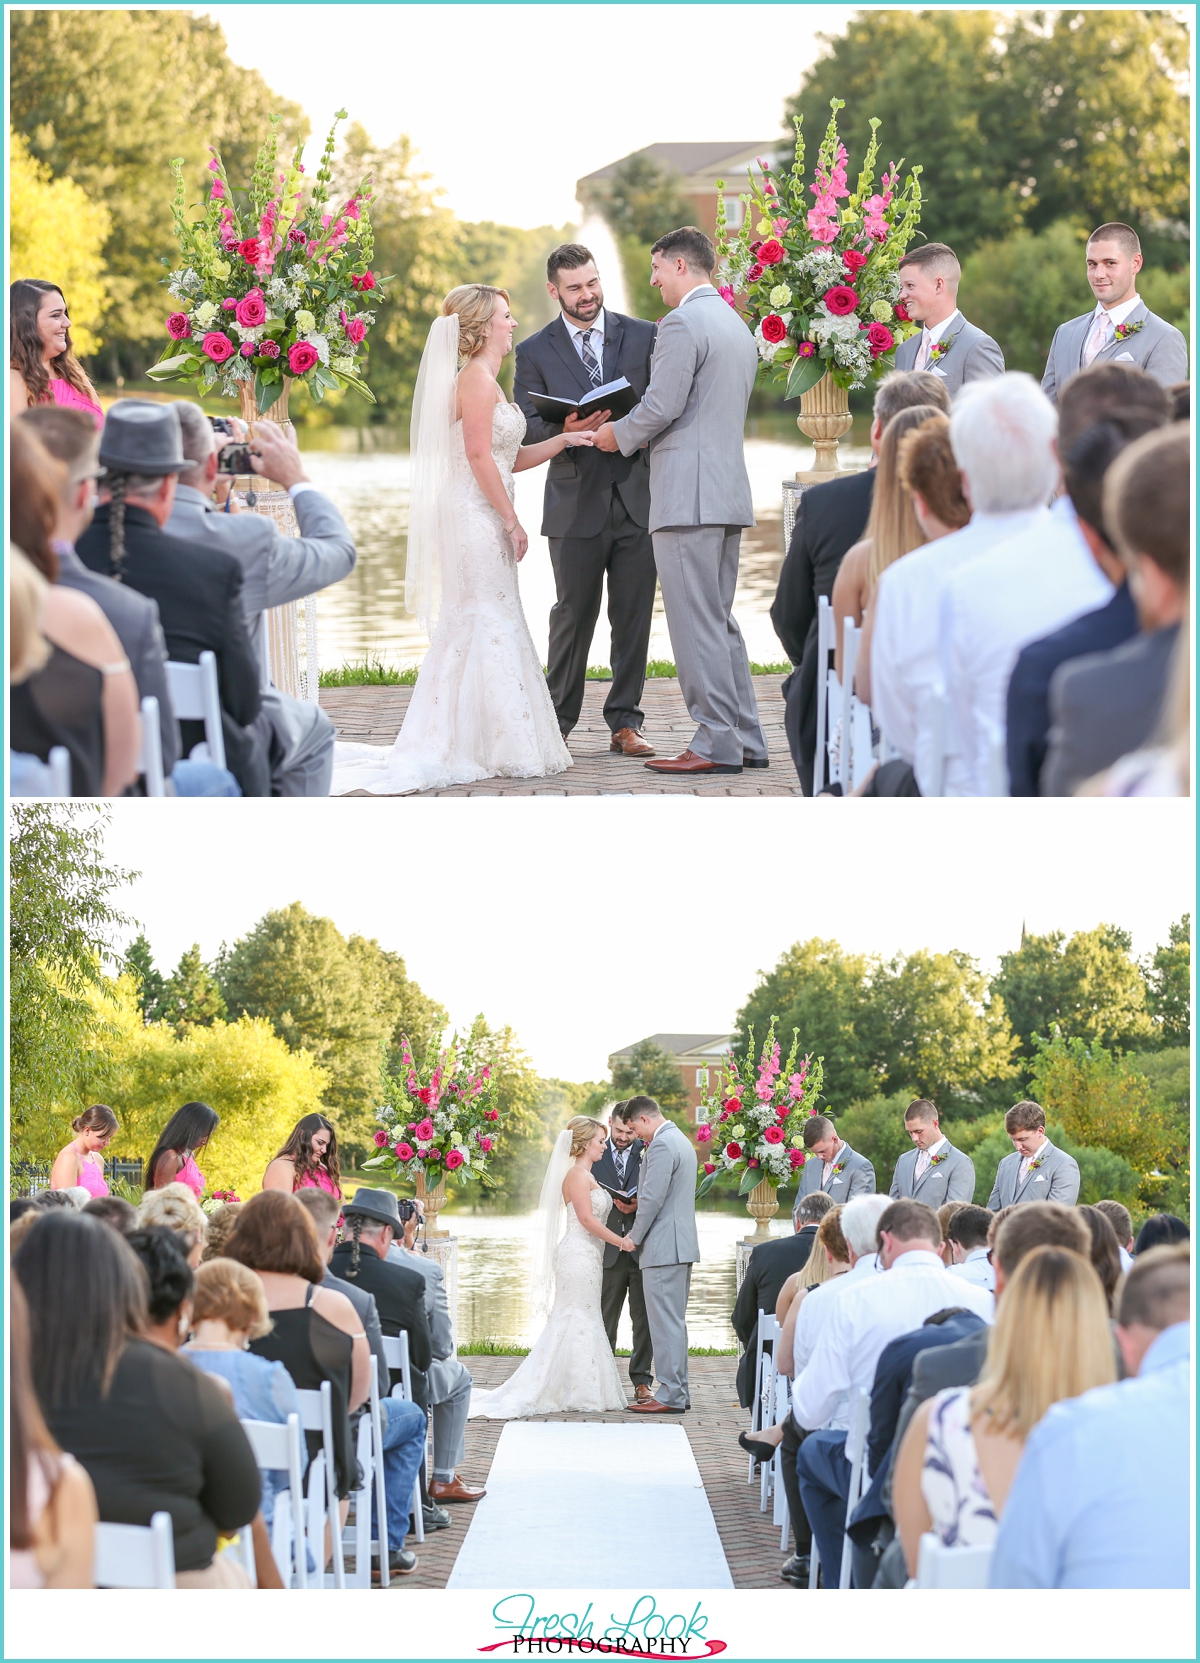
(514, 245, 658, 755)
(595, 1102, 654, 1402)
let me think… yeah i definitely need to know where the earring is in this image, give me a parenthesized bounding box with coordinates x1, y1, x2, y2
(178, 1313, 190, 1339)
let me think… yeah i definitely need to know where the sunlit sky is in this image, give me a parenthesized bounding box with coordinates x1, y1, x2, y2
(202, 4, 855, 226)
(98, 800, 1191, 1082)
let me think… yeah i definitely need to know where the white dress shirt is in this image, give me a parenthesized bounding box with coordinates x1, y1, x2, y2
(870, 507, 1050, 772)
(1084, 292, 1142, 362)
(792, 1249, 994, 1433)
(820, 1140, 847, 1191)
(914, 308, 961, 372)
(913, 1136, 948, 1183)
(791, 1255, 878, 1430)
(1118, 1245, 1135, 1273)
(948, 1247, 996, 1293)
(563, 307, 607, 372)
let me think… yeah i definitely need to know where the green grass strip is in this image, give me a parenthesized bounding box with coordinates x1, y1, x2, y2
(319, 659, 790, 688)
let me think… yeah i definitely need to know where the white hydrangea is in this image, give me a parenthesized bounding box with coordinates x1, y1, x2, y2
(303, 332, 331, 366)
(809, 301, 862, 345)
(231, 323, 264, 344)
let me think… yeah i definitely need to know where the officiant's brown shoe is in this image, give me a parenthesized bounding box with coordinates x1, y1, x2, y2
(644, 749, 742, 775)
(429, 1475, 486, 1503)
(627, 1398, 685, 1413)
(610, 727, 655, 758)
(634, 1384, 655, 1403)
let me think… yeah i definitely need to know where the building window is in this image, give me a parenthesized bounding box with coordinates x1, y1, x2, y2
(722, 196, 745, 231)
(695, 1068, 708, 1087)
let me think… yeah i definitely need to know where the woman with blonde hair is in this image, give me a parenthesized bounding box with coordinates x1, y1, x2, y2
(470, 1115, 631, 1417)
(332, 285, 596, 795)
(136, 1182, 208, 1268)
(893, 1245, 1116, 1573)
(49, 1105, 119, 1197)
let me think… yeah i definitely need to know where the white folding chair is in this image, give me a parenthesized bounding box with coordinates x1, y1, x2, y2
(813, 595, 838, 794)
(48, 746, 72, 796)
(915, 1533, 994, 1588)
(381, 1332, 425, 1543)
(918, 688, 951, 797)
(341, 1366, 399, 1587)
(838, 1387, 870, 1588)
(747, 1309, 772, 1482)
(983, 715, 1009, 797)
(241, 1412, 307, 1589)
(166, 650, 226, 769)
(296, 1381, 346, 1588)
(137, 695, 166, 796)
(771, 1369, 791, 1550)
(756, 1313, 782, 1512)
(94, 1511, 175, 1588)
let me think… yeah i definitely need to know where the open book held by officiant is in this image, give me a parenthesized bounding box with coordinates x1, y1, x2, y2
(525, 376, 639, 424)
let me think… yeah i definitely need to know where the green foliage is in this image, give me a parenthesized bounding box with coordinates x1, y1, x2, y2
(318, 656, 792, 688)
(1145, 915, 1191, 1047)
(579, 153, 691, 323)
(834, 1091, 922, 1186)
(610, 1039, 689, 1115)
(158, 944, 227, 1033)
(9, 127, 111, 354)
(786, 10, 1190, 266)
(991, 923, 1155, 1064)
(966, 1119, 1139, 1209)
(125, 931, 166, 1024)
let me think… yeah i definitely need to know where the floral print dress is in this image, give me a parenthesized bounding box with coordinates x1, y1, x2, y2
(919, 1386, 998, 1547)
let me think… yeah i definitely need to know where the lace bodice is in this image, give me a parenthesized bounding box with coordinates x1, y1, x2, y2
(564, 1184, 612, 1237)
(450, 399, 526, 488)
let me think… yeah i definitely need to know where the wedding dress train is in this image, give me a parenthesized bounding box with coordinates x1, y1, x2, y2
(469, 1186, 628, 1418)
(330, 400, 571, 795)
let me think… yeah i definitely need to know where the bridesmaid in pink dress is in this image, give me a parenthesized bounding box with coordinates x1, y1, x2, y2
(145, 1101, 221, 1199)
(49, 1104, 118, 1197)
(262, 1113, 343, 1202)
(9, 280, 105, 428)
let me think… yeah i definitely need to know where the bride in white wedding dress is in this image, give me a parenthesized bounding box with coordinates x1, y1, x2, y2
(331, 285, 594, 795)
(470, 1116, 630, 1418)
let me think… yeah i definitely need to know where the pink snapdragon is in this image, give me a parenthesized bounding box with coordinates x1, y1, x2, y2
(807, 141, 849, 244)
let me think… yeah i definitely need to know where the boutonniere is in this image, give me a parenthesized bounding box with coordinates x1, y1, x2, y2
(1026, 1150, 1048, 1171)
(928, 331, 958, 363)
(831, 1158, 847, 1178)
(1113, 318, 1145, 342)
(929, 1151, 949, 1168)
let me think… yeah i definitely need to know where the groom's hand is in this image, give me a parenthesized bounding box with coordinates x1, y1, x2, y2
(564, 411, 608, 434)
(593, 422, 620, 453)
(620, 1235, 637, 1251)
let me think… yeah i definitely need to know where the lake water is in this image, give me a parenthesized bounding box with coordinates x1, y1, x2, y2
(443, 1207, 791, 1350)
(297, 420, 872, 673)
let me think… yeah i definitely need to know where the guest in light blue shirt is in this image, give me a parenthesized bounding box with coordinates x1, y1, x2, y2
(991, 1245, 1190, 1588)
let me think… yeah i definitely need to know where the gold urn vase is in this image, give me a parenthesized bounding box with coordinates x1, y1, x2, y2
(238, 375, 293, 429)
(745, 1176, 781, 1240)
(415, 1172, 449, 1238)
(795, 371, 854, 482)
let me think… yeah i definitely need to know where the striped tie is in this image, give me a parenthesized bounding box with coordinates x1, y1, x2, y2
(580, 329, 602, 387)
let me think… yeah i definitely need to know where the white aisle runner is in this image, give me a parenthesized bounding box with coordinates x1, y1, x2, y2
(446, 1421, 733, 1589)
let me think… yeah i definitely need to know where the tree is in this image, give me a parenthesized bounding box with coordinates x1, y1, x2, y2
(1145, 915, 1190, 1047)
(580, 153, 692, 322)
(873, 949, 1018, 1107)
(160, 944, 227, 1034)
(990, 923, 1155, 1062)
(9, 127, 110, 353)
(124, 932, 166, 1025)
(610, 1039, 689, 1115)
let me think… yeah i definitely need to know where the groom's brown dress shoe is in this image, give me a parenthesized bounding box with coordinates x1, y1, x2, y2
(429, 1475, 486, 1502)
(610, 727, 655, 757)
(634, 1384, 655, 1403)
(644, 749, 742, 775)
(627, 1399, 685, 1413)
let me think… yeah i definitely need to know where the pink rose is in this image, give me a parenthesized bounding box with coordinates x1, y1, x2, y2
(485, 1109, 499, 1121)
(288, 341, 319, 375)
(222, 298, 238, 311)
(240, 342, 256, 357)
(703, 1162, 717, 1176)
(763, 1125, 785, 1144)
(842, 249, 868, 274)
(445, 1149, 464, 1171)
(866, 321, 895, 357)
(201, 332, 235, 364)
(344, 317, 366, 345)
(373, 1130, 388, 1147)
(166, 313, 192, 341)
(696, 1124, 713, 1143)
(823, 286, 860, 316)
(415, 1118, 435, 1142)
(235, 289, 266, 328)
(259, 340, 280, 360)
(761, 314, 788, 345)
(757, 239, 786, 266)
(477, 1136, 493, 1154)
(395, 1142, 415, 1161)
(788, 1148, 806, 1169)
(351, 271, 376, 292)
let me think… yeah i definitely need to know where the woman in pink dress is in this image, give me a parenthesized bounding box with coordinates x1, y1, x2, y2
(49, 1104, 118, 1197)
(9, 281, 105, 427)
(262, 1113, 343, 1200)
(145, 1101, 220, 1199)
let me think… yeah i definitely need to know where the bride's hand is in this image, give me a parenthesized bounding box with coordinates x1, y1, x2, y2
(503, 517, 529, 561)
(560, 431, 597, 449)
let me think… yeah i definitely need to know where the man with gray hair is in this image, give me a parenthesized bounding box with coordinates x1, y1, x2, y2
(167, 405, 356, 795)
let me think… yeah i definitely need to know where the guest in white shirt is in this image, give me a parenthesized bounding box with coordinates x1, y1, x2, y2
(794, 1199, 993, 1585)
(1094, 1199, 1136, 1273)
(946, 1205, 997, 1292)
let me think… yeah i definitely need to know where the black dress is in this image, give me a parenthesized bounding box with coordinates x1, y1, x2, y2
(250, 1284, 355, 1497)
(10, 645, 104, 795)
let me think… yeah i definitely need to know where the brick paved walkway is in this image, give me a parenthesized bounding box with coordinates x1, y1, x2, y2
(391, 1356, 789, 1590)
(321, 676, 802, 796)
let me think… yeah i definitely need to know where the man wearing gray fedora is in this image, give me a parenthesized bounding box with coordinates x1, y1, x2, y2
(77, 400, 269, 794)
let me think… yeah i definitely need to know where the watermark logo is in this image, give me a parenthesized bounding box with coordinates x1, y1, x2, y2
(481, 1596, 727, 1659)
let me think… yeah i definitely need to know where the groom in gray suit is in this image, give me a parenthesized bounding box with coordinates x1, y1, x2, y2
(893, 243, 1004, 395)
(1041, 222, 1188, 404)
(889, 1098, 976, 1206)
(620, 1095, 699, 1412)
(987, 1100, 1081, 1209)
(595, 227, 767, 775)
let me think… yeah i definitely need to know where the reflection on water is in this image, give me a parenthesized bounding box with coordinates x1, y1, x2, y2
(298, 425, 871, 672)
(444, 1208, 789, 1350)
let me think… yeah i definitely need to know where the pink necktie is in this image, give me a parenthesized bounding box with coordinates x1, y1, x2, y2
(915, 331, 932, 371)
(915, 1148, 931, 1181)
(1082, 313, 1111, 367)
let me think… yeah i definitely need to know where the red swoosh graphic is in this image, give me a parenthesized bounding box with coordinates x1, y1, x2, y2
(478, 1643, 727, 1659)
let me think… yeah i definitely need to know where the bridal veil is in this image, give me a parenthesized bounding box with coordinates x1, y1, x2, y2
(404, 311, 461, 632)
(529, 1128, 573, 1322)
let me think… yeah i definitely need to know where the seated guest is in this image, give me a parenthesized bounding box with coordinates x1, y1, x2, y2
(1043, 423, 1189, 795)
(136, 1182, 207, 1268)
(936, 1202, 967, 1267)
(870, 373, 1068, 793)
(168, 404, 356, 796)
(776, 1206, 855, 1383)
(987, 1100, 1081, 1208)
(9, 543, 59, 796)
(1134, 1213, 1190, 1255)
(200, 1201, 243, 1262)
(1094, 1199, 1135, 1271)
(10, 424, 140, 795)
(262, 1113, 342, 1200)
(81, 1195, 137, 1236)
(794, 1199, 993, 1584)
(75, 400, 268, 795)
(9, 1279, 98, 1588)
(889, 1098, 975, 1207)
(1004, 364, 1171, 794)
(15, 1210, 261, 1587)
(733, 1190, 835, 1408)
(945, 1205, 996, 1290)
(11, 1198, 40, 1224)
(1169, 382, 1188, 421)
(145, 1101, 220, 1196)
(990, 1244, 1190, 1587)
(770, 369, 950, 793)
(1099, 616, 1188, 796)
(894, 1245, 1115, 1576)
(1077, 1205, 1123, 1314)
(794, 1116, 875, 1204)
(49, 1103, 117, 1195)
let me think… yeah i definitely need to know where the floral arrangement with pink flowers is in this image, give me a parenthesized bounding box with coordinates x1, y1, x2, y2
(149, 111, 387, 411)
(694, 1020, 825, 1198)
(201, 1188, 242, 1215)
(362, 1019, 503, 1191)
(715, 98, 923, 396)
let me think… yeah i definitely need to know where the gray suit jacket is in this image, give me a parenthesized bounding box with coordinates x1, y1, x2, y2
(166, 483, 356, 679)
(987, 1142, 1081, 1209)
(892, 1326, 991, 1465)
(388, 1242, 461, 1402)
(627, 1122, 700, 1268)
(1042, 622, 1179, 797)
(1041, 300, 1189, 404)
(893, 314, 1004, 395)
(796, 1141, 876, 1205)
(55, 542, 180, 774)
(611, 286, 758, 533)
(889, 1143, 976, 1207)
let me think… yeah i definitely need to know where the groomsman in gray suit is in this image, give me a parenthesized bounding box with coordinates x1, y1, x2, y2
(1042, 223, 1188, 405)
(987, 1100, 1080, 1209)
(595, 227, 767, 775)
(893, 243, 1004, 395)
(889, 1098, 976, 1207)
(621, 1096, 700, 1412)
(794, 1115, 876, 1205)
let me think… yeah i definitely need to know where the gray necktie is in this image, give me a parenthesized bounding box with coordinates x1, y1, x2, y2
(614, 1147, 628, 1183)
(579, 329, 602, 387)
